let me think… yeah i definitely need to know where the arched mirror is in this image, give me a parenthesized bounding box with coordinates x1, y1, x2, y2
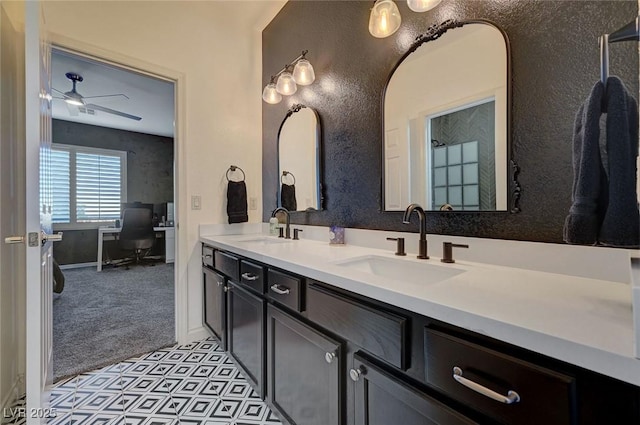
(277, 104, 323, 211)
(383, 19, 519, 213)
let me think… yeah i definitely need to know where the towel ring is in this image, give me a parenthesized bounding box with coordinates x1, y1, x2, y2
(226, 165, 245, 182)
(281, 171, 296, 185)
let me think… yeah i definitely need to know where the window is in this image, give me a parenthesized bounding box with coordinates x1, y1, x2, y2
(51, 144, 127, 227)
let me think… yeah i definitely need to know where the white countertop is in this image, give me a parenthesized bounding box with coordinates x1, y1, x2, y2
(200, 232, 639, 386)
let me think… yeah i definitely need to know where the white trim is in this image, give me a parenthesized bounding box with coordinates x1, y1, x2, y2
(47, 32, 187, 345)
(58, 262, 97, 270)
(187, 326, 211, 345)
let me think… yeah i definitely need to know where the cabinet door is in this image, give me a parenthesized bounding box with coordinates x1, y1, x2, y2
(227, 282, 265, 398)
(352, 354, 478, 425)
(267, 305, 343, 425)
(203, 267, 227, 349)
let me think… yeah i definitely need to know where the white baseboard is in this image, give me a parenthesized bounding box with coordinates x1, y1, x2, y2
(59, 262, 97, 270)
(183, 326, 211, 345)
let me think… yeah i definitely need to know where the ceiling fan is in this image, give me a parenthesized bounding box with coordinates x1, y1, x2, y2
(52, 72, 142, 121)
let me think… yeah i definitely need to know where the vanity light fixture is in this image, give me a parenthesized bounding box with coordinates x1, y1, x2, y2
(262, 79, 282, 104)
(407, 0, 442, 12)
(369, 0, 402, 38)
(263, 50, 316, 104)
(369, 0, 444, 39)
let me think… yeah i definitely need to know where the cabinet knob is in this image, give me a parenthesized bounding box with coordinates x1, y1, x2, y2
(349, 366, 365, 382)
(217, 281, 224, 287)
(324, 351, 336, 364)
(223, 286, 231, 293)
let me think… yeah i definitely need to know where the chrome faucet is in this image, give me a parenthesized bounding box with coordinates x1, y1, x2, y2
(402, 203, 428, 259)
(272, 207, 291, 239)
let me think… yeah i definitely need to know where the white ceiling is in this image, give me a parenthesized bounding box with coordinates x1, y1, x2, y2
(51, 49, 175, 137)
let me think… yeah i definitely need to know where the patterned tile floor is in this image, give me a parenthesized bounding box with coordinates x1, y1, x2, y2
(4, 338, 281, 425)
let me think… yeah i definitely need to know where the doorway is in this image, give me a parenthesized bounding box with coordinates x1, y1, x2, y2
(49, 47, 178, 381)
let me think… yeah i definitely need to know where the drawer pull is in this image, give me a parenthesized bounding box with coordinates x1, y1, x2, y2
(241, 272, 259, 281)
(453, 367, 520, 405)
(202, 254, 212, 259)
(270, 284, 290, 295)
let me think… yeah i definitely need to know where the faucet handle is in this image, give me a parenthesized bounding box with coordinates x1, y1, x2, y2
(386, 237, 406, 256)
(278, 227, 284, 238)
(441, 242, 469, 263)
(293, 228, 303, 240)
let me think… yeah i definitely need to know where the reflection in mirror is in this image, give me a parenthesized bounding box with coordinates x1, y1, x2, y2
(383, 20, 515, 212)
(277, 104, 323, 211)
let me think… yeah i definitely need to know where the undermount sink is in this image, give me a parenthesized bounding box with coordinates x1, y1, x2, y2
(237, 237, 291, 245)
(334, 255, 465, 284)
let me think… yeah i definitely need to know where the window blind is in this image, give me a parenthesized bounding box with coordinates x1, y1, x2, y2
(50, 144, 126, 225)
(76, 152, 122, 222)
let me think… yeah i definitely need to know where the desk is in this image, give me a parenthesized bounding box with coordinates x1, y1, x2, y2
(97, 226, 175, 271)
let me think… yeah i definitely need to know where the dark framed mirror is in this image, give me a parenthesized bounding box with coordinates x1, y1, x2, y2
(382, 19, 520, 213)
(277, 104, 323, 211)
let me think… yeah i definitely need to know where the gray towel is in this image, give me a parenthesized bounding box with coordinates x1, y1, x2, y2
(598, 76, 639, 248)
(563, 81, 608, 245)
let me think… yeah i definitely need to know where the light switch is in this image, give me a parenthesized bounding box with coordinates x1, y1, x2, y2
(191, 195, 201, 210)
(249, 197, 257, 210)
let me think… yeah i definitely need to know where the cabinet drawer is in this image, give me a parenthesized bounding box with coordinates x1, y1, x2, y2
(307, 283, 408, 370)
(353, 353, 478, 425)
(214, 250, 240, 281)
(267, 269, 303, 312)
(424, 328, 576, 425)
(240, 260, 266, 294)
(202, 245, 214, 269)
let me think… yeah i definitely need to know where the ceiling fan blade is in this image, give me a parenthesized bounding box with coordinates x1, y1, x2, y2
(85, 103, 142, 121)
(52, 87, 67, 96)
(82, 93, 130, 100)
(65, 102, 79, 116)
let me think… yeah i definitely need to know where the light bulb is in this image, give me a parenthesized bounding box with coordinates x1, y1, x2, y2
(407, 0, 442, 12)
(276, 71, 297, 95)
(262, 83, 282, 104)
(292, 59, 315, 85)
(369, 0, 401, 38)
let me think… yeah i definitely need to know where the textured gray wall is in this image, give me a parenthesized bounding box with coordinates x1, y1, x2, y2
(52, 120, 174, 265)
(262, 1, 638, 243)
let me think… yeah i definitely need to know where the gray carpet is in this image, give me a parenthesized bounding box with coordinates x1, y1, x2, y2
(53, 263, 175, 382)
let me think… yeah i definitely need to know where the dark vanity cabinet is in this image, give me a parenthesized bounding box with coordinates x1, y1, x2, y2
(202, 244, 640, 425)
(203, 246, 266, 395)
(203, 266, 227, 350)
(267, 304, 343, 425)
(227, 281, 266, 398)
(352, 353, 478, 425)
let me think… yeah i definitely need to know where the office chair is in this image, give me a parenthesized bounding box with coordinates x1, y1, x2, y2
(116, 208, 159, 269)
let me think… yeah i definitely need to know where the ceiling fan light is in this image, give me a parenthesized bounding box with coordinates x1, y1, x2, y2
(369, 0, 402, 38)
(407, 0, 442, 12)
(64, 91, 84, 106)
(276, 71, 297, 95)
(262, 83, 282, 104)
(292, 59, 315, 85)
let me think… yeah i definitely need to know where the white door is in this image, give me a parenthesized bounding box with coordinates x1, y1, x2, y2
(24, 2, 56, 421)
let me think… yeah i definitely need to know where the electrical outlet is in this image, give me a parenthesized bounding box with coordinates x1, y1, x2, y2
(191, 195, 201, 210)
(249, 197, 258, 210)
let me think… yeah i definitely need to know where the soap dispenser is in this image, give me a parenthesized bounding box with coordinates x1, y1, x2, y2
(269, 217, 279, 235)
